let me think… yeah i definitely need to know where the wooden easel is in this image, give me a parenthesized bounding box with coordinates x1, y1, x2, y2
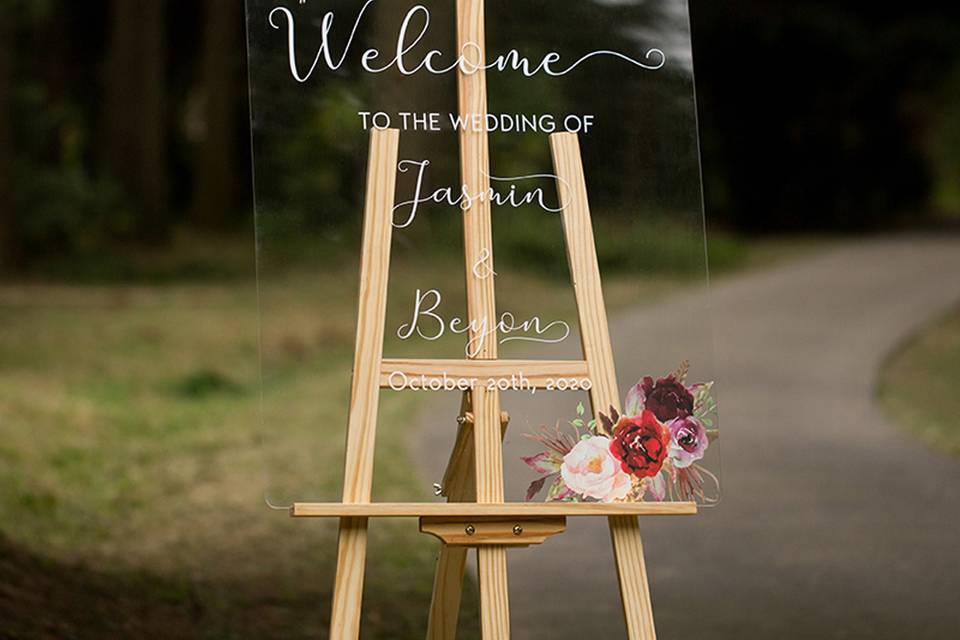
(290, 1, 697, 638)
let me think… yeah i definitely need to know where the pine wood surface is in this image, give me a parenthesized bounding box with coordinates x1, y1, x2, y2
(291, 502, 698, 518)
(551, 131, 659, 640)
(426, 396, 508, 639)
(328, 128, 400, 639)
(319, 16, 679, 640)
(457, 1, 511, 637)
(419, 516, 567, 546)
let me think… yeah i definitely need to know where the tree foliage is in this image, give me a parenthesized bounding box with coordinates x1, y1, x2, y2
(1, 1, 959, 272)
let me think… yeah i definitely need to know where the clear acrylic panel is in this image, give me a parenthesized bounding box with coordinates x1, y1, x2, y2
(246, 0, 720, 510)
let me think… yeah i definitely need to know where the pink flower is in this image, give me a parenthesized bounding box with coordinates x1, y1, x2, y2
(561, 436, 632, 502)
(667, 416, 709, 468)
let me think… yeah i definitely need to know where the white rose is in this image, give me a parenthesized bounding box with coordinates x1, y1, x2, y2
(561, 436, 632, 502)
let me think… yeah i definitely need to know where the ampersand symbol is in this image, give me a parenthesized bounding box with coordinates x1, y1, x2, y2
(472, 247, 498, 280)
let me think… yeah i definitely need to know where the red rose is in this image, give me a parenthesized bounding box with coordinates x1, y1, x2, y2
(641, 375, 694, 422)
(609, 411, 670, 478)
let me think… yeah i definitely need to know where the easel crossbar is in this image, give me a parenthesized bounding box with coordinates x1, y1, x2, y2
(291, 502, 698, 518)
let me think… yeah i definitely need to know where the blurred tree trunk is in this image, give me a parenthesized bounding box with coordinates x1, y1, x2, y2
(191, 0, 241, 229)
(0, 7, 15, 268)
(103, 0, 168, 241)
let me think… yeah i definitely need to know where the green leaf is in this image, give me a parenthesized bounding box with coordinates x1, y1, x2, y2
(576, 402, 585, 416)
(546, 475, 569, 501)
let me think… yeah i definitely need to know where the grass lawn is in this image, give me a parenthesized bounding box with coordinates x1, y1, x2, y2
(0, 231, 825, 638)
(0, 258, 493, 639)
(879, 306, 960, 458)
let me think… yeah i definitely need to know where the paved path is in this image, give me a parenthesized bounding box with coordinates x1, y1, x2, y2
(415, 235, 960, 639)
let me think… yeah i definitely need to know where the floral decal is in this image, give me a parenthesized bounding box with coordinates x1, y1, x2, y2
(610, 412, 670, 478)
(561, 436, 632, 502)
(524, 361, 720, 504)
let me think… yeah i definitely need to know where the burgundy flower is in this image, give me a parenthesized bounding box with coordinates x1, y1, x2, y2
(609, 411, 670, 478)
(641, 375, 694, 422)
(667, 416, 709, 468)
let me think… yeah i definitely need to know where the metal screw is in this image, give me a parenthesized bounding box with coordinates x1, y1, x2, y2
(465, 524, 476, 536)
(513, 524, 523, 536)
(432, 483, 443, 496)
(456, 415, 466, 424)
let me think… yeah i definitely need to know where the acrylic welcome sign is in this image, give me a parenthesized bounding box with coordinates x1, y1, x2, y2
(247, 0, 718, 636)
(248, 0, 720, 507)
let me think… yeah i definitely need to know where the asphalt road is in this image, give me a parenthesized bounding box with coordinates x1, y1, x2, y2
(414, 235, 960, 639)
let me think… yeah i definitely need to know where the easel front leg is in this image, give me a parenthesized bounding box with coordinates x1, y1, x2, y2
(477, 546, 510, 639)
(549, 133, 659, 639)
(329, 128, 399, 640)
(610, 516, 657, 639)
(455, 0, 509, 635)
(330, 517, 370, 638)
(472, 386, 510, 639)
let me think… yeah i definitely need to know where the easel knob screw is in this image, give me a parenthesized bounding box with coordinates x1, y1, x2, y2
(465, 524, 476, 536)
(513, 525, 523, 536)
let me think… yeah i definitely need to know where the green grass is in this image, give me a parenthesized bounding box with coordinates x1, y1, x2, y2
(879, 306, 960, 457)
(0, 232, 828, 638)
(0, 260, 486, 638)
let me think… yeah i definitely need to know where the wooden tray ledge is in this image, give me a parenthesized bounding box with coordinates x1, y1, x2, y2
(290, 502, 697, 517)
